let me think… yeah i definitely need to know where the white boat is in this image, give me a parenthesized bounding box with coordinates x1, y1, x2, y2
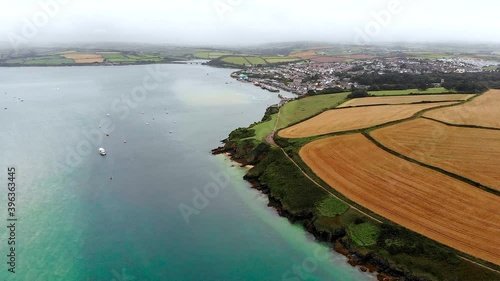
(98, 148, 106, 156)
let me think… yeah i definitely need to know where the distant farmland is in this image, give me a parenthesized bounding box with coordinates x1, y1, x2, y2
(214, 55, 302, 66)
(371, 118, 500, 191)
(338, 94, 474, 108)
(62, 53, 104, 63)
(368, 87, 455, 96)
(424, 89, 500, 129)
(279, 101, 457, 138)
(194, 51, 232, 59)
(300, 133, 500, 265)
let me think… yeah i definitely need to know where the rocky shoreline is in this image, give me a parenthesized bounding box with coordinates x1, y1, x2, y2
(211, 143, 423, 281)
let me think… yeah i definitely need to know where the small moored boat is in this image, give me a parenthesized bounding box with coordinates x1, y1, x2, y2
(99, 148, 106, 156)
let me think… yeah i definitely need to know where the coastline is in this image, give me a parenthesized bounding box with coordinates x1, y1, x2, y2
(211, 146, 402, 281)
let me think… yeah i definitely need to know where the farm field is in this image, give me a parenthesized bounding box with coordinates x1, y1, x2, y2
(291, 51, 317, 59)
(99, 53, 163, 63)
(62, 53, 104, 63)
(368, 87, 454, 96)
(245, 93, 349, 142)
(5, 56, 74, 65)
(424, 89, 500, 129)
(100, 53, 133, 62)
(299, 133, 500, 265)
(221, 56, 251, 65)
(371, 118, 500, 191)
(218, 55, 301, 66)
(276, 93, 350, 129)
(245, 56, 267, 65)
(22, 56, 73, 65)
(263, 56, 301, 63)
(338, 94, 474, 108)
(194, 51, 232, 59)
(279, 101, 457, 138)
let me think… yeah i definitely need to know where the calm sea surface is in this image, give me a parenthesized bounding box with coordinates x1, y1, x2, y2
(0, 64, 374, 281)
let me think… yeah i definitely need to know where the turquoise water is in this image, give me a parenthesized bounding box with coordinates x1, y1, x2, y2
(0, 64, 374, 280)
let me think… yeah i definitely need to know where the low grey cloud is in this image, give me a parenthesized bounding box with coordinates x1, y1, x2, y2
(1, 0, 499, 46)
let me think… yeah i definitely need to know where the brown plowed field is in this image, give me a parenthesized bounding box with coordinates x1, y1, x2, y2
(424, 90, 500, 128)
(371, 118, 500, 191)
(300, 134, 500, 265)
(62, 53, 104, 64)
(279, 102, 457, 138)
(338, 94, 474, 108)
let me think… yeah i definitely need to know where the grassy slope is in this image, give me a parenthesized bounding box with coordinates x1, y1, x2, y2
(245, 93, 349, 142)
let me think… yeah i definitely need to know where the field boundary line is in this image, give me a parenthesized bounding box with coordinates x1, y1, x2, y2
(422, 116, 500, 131)
(362, 132, 500, 196)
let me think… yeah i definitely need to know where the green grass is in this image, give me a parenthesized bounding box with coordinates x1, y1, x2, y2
(245, 115, 278, 142)
(277, 93, 349, 128)
(126, 54, 163, 62)
(368, 87, 455, 96)
(263, 57, 301, 63)
(405, 52, 455, 60)
(5, 59, 25, 64)
(484, 65, 498, 71)
(348, 223, 380, 247)
(21, 56, 73, 65)
(245, 56, 267, 65)
(317, 197, 349, 217)
(100, 53, 163, 63)
(216, 55, 302, 66)
(244, 93, 349, 142)
(221, 56, 251, 65)
(100, 53, 124, 60)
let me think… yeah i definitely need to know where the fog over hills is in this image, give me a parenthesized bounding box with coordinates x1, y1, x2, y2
(1, 0, 499, 47)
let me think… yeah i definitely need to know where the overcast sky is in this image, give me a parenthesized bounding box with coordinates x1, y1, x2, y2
(1, 0, 499, 46)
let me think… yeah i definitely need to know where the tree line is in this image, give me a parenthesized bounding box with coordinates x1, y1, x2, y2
(351, 71, 500, 93)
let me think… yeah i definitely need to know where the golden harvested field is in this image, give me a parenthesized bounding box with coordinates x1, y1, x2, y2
(338, 94, 474, 108)
(279, 102, 457, 138)
(62, 53, 104, 63)
(371, 118, 500, 191)
(424, 90, 500, 128)
(300, 134, 500, 265)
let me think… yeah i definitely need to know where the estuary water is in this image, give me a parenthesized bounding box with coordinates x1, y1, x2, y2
(0, 64, 374, 281)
